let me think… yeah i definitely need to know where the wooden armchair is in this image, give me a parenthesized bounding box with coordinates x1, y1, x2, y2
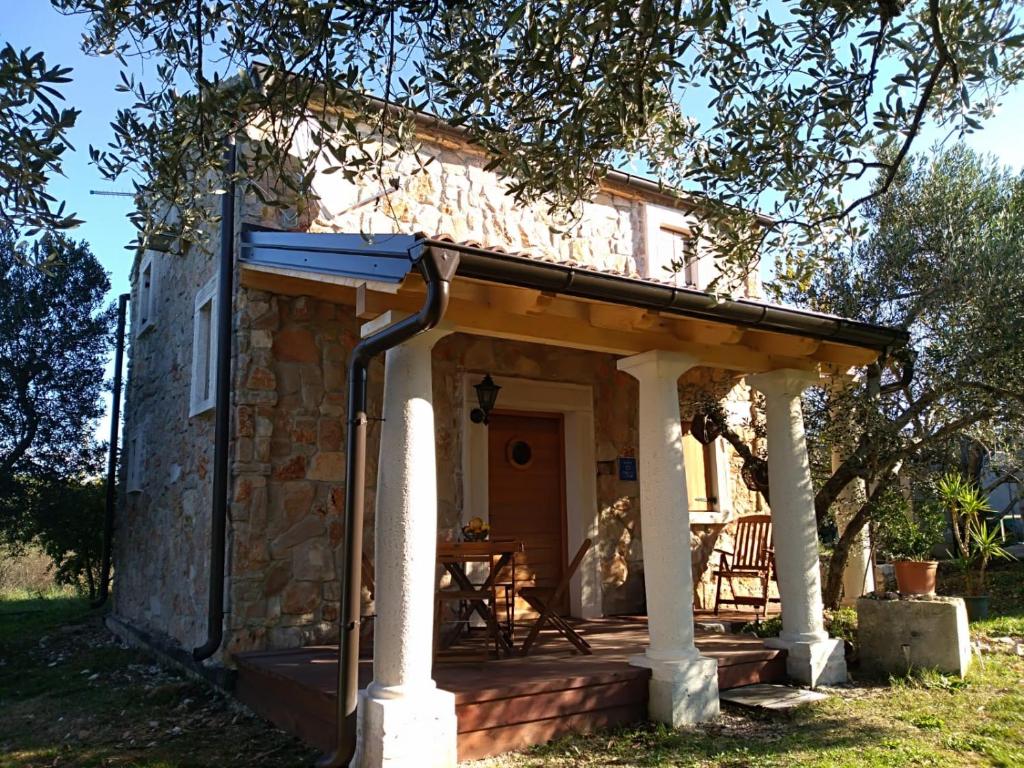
(712, 515, 778, 619)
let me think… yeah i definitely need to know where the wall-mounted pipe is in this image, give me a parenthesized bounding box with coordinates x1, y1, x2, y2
(318, 245, 459, 768)
(194, 143, 238, 662)
(93, 292, 130, 609)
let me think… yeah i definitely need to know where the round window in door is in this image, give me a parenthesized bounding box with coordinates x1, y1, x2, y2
(506, 437, 534, 470)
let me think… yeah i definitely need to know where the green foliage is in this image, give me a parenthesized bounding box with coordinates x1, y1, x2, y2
(27, 475, 105, 600)
(0, 226, 112, 543)
(33, 0, 1024, 286)
(940, 472, 1015, 595)
(741, 615, 783, 638)
(742, 607, 858, 646)
(0, 44, 81, 239)
(800, 144, 1024, 607)
(875, 489, 946, 561)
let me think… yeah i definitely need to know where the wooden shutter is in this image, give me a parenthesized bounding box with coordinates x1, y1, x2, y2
(682, 430, 717, 512)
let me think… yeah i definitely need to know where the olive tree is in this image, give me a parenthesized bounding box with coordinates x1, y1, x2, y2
(0, 44, 80, 249)
(36, 0, 1023, 290)
(797, 144, 1024, 607)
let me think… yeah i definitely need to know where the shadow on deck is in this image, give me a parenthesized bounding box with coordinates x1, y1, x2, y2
(235, 617, 786, 761)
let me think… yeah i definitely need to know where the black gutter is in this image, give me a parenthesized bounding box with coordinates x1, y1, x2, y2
(93, 292, 130, 608)
(428, 241, 908, 351)
(319, 244, 459, 768)
(194, 143, 238, 662)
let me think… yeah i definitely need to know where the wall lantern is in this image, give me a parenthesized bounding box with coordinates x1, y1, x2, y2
(470, 374, 501, 425)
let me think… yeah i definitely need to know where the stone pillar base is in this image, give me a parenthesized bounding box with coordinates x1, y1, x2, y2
(631, 652, 720, 726)
(354, 684, 458, 768)
(765, 636, 847, 688)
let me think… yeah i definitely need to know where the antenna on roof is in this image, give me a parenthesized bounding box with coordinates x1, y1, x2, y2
(89, 190, 134, 197)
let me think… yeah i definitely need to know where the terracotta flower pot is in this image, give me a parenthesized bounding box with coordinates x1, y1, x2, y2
(893, 560, 938, 595)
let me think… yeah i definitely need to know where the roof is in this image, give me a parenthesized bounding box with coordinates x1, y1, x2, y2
(240, 228, 909, 353)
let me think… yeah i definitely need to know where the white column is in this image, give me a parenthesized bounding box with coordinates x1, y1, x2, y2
(748, 369, 847, 687)
(617, 350, 719, 725)
(355, 315, 456, 768)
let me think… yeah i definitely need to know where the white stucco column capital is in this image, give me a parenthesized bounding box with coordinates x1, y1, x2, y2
(616, 349, 702, 381)
(360, 311, 454, 348)
(747, 367, 821, 399)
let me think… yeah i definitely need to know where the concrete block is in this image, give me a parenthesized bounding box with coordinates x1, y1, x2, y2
(857, 596, 971, 677)
(631, 652, 720, 726)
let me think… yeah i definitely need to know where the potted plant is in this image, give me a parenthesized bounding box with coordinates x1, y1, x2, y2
(877, 495, 945, 596)
(940, 473, 1015, 621)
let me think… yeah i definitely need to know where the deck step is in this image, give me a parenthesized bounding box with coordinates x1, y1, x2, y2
(453, 670, 649, 760)
(233, 622, 788, 761)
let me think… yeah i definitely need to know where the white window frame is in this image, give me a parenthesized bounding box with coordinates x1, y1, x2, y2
(644, 204, 712, 290)
(189, 277, 219, 417)
(126, 426, 146, 494)
(136, 252, 158, 335)
(686, 436, 735, 525)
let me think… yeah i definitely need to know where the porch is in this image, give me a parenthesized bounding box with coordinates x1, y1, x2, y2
(228, 231, 901, 766)
(234, 617, 787, 761)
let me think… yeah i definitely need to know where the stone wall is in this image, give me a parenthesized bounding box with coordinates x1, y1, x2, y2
(246, 127, 760, 297)
(115, 220, 222, 650)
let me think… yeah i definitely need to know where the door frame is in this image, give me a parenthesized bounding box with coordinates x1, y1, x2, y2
(461, 374, 602, 619)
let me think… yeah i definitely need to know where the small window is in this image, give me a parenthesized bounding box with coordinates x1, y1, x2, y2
(136, 253, 157, 334)
(660, 228, 698, 287)
(190, 277, 218, 416)
(506, 438, 534, 469)
(126, 428, 146, 493)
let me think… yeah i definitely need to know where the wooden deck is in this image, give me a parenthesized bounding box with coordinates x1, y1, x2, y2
(235, 617, 786, 761)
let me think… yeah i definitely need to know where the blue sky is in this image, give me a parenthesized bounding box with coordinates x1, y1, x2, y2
(5, 4, 1024, 439)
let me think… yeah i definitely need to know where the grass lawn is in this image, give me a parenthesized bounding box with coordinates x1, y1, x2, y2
(0, 592, 315, 767)
(474, 561, 1024, 768)
(1, 563, 1022, 768)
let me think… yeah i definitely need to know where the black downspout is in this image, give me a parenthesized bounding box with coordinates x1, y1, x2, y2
(318, 245, 459, 768)
(194, 143, 238, 661)
(92, 292, 130, 608)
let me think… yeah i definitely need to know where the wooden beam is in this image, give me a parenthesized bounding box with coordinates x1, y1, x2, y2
(741, 329, 821, 357)
(486, 285, 554, 315)
(811, 341, 879, 368)
(241, 267, 868, 373)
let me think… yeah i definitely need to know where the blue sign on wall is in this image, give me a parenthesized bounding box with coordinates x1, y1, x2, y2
(618, 457, 638, 482)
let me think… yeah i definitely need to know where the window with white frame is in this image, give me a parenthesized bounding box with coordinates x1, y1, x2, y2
(659, 227, 698, 287)
(136, 253, 158, 334)
(126, 427, 146, 493)
(681, 428, 733, 524)
(190, 277, 218, 416)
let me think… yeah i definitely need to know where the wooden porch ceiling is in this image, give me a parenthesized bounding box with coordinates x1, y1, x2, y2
(240, 264, 877, 373)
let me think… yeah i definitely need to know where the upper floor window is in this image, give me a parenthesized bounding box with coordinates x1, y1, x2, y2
(190, 277, 218, 416)
(644, 203, 706, 289)
(136, 253, 158, 334)
(659, 227, 698, 288)
(126, 426, 146, 493)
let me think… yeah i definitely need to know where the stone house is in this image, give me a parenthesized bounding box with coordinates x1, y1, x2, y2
(113, 108, 905, 766)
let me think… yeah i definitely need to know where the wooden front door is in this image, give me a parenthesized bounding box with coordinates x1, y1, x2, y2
(487, 410, 568, 617)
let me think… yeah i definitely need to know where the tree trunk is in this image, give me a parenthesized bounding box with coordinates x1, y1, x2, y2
(822, 478, 894, 608)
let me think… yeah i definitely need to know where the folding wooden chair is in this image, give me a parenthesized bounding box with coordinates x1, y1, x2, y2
(712, 514, 777, 619)
(518, 538, 593, 656)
